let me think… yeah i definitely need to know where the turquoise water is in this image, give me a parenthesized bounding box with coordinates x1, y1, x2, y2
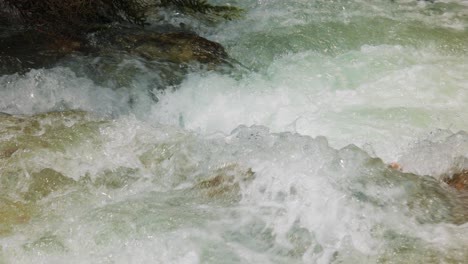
(1, 1, 467, 263)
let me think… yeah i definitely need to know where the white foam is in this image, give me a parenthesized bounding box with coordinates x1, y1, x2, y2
(149, 45, 468, 161)
(1, 117, 467, 263)
(398, 130, 468, 177)
(0, 68, 131, 116)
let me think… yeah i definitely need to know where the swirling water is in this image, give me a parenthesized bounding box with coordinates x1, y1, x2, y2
(1, 0, 468, 263)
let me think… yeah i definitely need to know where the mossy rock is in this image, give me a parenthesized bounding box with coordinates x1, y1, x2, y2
(106, 29, 228, 65)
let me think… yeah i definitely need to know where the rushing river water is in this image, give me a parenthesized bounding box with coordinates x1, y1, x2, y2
(1, 0, 468, 263)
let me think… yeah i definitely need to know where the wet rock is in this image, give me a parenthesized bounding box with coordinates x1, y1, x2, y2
(94, 167, 139, 189)
(23, 233, 67, 252)
(0, 198, 32, 236)
(0, 55, 24, 74)
(134, 31, 228, 64)
(195, 164, 255, 200)
(0, 24, 231, 94)
(24, 168, 76, 201)
(0, 146, 18, 159)
(63, 26, 231, 93)
(0, 9, 16, 27)
(98, 27, 229, 65)
(440, 170, 468, 224)
(443, 170, 468, 191)
(0, 31, 81, 75)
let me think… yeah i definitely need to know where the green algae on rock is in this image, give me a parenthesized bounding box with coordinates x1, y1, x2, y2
(114, 31, 228, 64)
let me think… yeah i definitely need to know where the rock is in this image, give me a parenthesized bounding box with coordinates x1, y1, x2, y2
(443, 170, 468, 191)
(0, 30, 81, 75)
(134, 32, 228, 64)
(68, 26, 231, 92)
(0, 198, 32, 236)
(195, 164, 255, 200)
(94, 167, 139, 189)
(0, 49, 22, 74)
(0, 9, 17, 27)
(0, 24, 230, 93)
(24, 168, 76, 201)
(101, 27, 229, 65)
(0, 146, 18, 159)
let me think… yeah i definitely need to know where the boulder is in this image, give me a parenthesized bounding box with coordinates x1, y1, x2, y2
(71, 26, 231, 91)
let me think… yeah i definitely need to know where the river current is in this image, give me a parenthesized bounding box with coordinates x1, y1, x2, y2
(1, 0, 467, 263)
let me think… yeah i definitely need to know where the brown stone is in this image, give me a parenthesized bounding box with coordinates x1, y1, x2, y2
(0, 146, 18, 159)
(443, 170, 468, 191)
(196, 164, 254, 199)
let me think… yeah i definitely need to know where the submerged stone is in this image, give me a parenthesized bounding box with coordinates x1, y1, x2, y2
(93, 167, 139, 189)
(195, 164, 255, 200)
(0, 198, 32, 236)
(24, 168, 76, 201)
(0, 146, 18, 159)
(23, 234, 67, 253)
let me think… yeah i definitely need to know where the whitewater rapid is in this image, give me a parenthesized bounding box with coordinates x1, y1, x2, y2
(1, 0, 467, 263)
